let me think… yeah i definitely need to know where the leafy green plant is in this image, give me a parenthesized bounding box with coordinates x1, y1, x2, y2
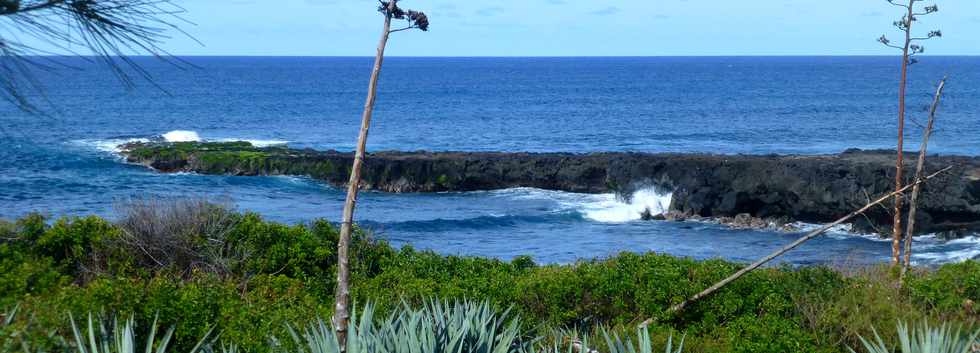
(849, 321, 980, 353)
(69, 313, 213, 353)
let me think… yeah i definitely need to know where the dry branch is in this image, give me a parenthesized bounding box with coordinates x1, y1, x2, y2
(901, 77, 947, 278)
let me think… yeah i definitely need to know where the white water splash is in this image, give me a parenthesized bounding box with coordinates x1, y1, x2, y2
(76, 130, 291, 155)
(580, 188, 673, 223)
(483, 187, 672, 223)
(162, 130, 201, 142)
(73, 137, 151, 154)
(912, 236, 980, 263)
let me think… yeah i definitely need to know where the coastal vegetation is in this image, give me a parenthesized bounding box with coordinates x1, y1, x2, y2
(1, 201, 977, 352)
(1, 1, 975, 353)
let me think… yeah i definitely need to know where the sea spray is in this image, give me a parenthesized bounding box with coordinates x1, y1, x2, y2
(162, 130, 201, 142)
(76, 130, 291, 156)
(580, 187, 673, 223)
(484, 187, 673, 223)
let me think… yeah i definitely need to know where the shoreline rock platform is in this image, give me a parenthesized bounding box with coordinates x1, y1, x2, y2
(120, 141, 980, 238)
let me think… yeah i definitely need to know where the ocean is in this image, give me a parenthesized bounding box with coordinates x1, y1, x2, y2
(1, 56, 978, 265)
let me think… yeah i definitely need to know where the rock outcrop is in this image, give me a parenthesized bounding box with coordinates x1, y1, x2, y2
(120, 142, 980, 237)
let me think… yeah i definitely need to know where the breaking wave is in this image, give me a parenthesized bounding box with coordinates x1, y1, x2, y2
(484, 186, 672, 224)
(162, 130, 201, 142)
(74, 130, 289, 154)
(577, 188, 673, 223)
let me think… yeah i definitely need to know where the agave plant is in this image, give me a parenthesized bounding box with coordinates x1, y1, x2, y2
(286, 300, 532, 353)
(601, 327, 684, 353)
(1, 305, 19, 353)
(69, 313, 213, 353)
(849, 321, 980, 353)
(1, 305, 15, 327)
(530, 327, 683, 353)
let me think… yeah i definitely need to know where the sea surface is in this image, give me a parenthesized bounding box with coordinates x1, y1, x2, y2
(1, 56, 979, 265)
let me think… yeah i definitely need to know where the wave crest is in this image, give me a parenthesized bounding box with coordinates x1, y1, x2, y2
(162, 130, 201, 142)
(580, 188, 672, 223)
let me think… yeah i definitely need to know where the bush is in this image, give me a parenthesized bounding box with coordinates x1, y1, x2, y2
(114, 198, 241, 278)
(1, 212, 977, 353)
(907, 261, 980, 318)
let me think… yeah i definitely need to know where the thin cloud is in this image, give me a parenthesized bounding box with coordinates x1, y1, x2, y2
(476, 7, 505, 17)
(590, 7, 620, 16)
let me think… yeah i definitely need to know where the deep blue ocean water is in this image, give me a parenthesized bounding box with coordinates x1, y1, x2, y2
(1, 56, 978, 265)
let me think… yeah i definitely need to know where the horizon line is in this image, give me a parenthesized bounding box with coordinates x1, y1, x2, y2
(25, 54, 980, 58)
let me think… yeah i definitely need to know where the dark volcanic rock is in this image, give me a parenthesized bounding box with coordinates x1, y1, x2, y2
(119, 142, 980, 237)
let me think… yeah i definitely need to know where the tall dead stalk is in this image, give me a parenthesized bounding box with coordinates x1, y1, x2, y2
(901, 77, 947, 279)
(639, 165, 952, 325)
(879, 0, 941, 266)
(332, 1, 427, 351)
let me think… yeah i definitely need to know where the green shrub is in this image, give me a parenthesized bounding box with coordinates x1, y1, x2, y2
(228, 214, 335, 282)
(907, 261, 980, 318)
(38, 216, 120, 276)
(1, 212, 978, 353)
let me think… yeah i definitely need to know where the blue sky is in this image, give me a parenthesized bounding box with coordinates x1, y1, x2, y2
(150, 0, 980, 56)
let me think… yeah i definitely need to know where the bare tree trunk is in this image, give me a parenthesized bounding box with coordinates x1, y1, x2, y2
(892, 0, 915, 266)
(333, 2, 395, 351)
(638, 166, 952, 324)
(901, 77, 946, 279)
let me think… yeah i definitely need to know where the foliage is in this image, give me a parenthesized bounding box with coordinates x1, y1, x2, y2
(848, 321, 980, 353)
(68, 313, 213, 353)
(0, 212, 977, 352)
(906, 262, 980, 316)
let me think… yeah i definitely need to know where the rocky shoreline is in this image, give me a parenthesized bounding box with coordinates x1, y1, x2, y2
(119, 141, 980, 238)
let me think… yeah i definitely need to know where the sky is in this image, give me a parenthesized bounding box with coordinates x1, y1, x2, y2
(38, 0, 980, 56)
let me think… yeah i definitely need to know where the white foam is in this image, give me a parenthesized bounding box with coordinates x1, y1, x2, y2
(914, 246, 980, 263)
(580, 188, 672, 223)
(214, 138, 288, 147)
(73, 137, 151, 154)
(76, 130, 291, 156)
(792, 222, 892, 241)
(162, 130, 201, 142)
(483, 187, 672, 223)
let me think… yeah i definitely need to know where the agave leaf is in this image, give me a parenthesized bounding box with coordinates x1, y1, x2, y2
(2, 305, 17, 327)
(69, 313, 87, 353)
(187, 325, 214, 353)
